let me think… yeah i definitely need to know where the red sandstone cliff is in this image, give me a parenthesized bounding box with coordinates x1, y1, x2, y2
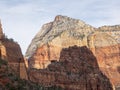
(0, 58, 53, 90)
(29, 46, 113, 90)
(88, 32, 120, 88)
(0, 21, 28, 80)
(26, 15, 120, 89)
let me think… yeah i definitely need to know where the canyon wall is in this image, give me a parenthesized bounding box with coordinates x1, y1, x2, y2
(26, 15, 95, 69)
(0, 21, 28, 80)
(88, 32, 120, 88)
(26, 15, 120, 89)
(98, 25, 120, 43)
(29, 46, 113, 90)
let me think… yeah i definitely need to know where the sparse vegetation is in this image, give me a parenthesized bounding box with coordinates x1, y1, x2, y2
(0, 58, 64, 90)
(0, 58, 7, 67)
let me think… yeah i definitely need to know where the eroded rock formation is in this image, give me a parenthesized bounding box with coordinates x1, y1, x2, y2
(0, 21, 28, 80)
(26, 15, 95, 69)
(98, 25, 120, 43)
(88, 32, 120, 88)
(0, 58, 62, 90)
(29, 46, 113, 90)
(26, 15, 120, 89)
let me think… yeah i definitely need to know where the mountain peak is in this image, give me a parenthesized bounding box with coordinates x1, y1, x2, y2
(26, 15, 94, 58)
(54, 15, 84, 24)
(54, 15, 73, 21)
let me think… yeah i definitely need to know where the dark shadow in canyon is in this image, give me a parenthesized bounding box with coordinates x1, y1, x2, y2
(117, 66, 120, 73)
(28, 45, 113, 90)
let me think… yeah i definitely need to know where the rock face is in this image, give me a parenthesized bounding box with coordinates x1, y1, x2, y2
(88, 32, 120, 88)
(98, 25, 120, 43)
(26, 15, 95, 69)
(0, 58, 62, 90)
(29, 46, 113, 90)
(26, 15, 120, 89)
(0, 21, 28, 80)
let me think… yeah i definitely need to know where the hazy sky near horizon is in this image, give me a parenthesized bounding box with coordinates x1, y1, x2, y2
(0, 0, 120, 55)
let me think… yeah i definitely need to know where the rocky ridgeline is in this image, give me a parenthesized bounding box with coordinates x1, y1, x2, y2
(26, 15, 120, 89)
(98, 25, 120, 43)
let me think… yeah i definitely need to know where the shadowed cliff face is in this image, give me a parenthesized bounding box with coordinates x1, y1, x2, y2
(0, 58, 63, 90)
(29, 46, 113, 90)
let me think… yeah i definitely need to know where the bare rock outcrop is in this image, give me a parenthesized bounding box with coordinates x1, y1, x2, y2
(0, 58, 60, 90)
(29, 46, 113, 90)
(98, 25, 120, 43)
(26, 15, 95, 69)
(88, 32, 120, 88)
(26, 15, 120, 89)
(0, 21, 28, 80)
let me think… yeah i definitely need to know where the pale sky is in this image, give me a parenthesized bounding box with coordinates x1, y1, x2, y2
(0, 0, 120, 55)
